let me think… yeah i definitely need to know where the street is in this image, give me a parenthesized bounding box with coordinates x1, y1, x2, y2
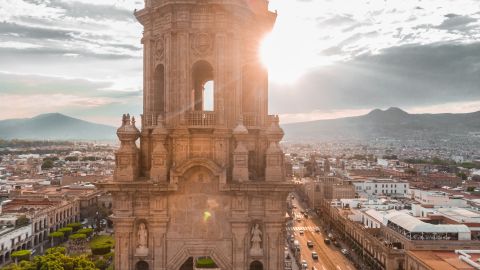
(288, 193, 356, 270)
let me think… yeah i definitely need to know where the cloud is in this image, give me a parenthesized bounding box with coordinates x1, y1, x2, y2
(0, 72, 142, 124)
(269, 42, 480, 117)
(436, 14, 478, 32)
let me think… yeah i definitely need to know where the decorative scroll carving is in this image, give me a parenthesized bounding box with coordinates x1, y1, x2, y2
(191, 33, 213, 56)
(155, 37, 165, 60)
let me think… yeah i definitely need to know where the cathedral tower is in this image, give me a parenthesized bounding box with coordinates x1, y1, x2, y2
(98, 1, 293, 269)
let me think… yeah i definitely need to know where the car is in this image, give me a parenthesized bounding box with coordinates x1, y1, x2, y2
(311, 251, 319, 260)
(307, 240, 314, 248)
(324, 238, 331, 245)
(297, 218, 302, 222)
(341, 248, 349, 255)
(293, 205, 297, 209)
(333, 241, 341, 248)
(314, 227, 320, 233)
(299, 230, 304, 235)
(301, 260, 308, 269)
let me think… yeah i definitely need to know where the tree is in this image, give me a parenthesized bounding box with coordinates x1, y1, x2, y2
(65, 156, 79, 162)
(58, 227, 73, 236)
(41, 159, 54, 170)
(457, 172, 468, 180)
(48, 231, 64, 246)
(77, 228, 94, 237)
(66, 222, 82, 232)
(11, 250, 31, 263)
(15, 216, 30, 227)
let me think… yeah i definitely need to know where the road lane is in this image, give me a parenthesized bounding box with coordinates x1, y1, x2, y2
(290, 192, 356, 270)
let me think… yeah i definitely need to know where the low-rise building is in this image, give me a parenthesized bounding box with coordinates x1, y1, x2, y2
(353, 179, 409, 197)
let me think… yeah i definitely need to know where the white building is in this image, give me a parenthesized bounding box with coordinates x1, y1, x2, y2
(0, 223, 33, 265)
(353, 179, 409, 197)
(409, 189, 467, 208)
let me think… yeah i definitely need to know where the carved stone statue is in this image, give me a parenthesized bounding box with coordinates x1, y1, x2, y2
(250, 223, 263, 256)
(136, 222, 148, 255)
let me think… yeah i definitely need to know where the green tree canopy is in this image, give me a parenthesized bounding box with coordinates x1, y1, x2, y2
(11, 250, 31, 262)
(48, 232, 64, 238)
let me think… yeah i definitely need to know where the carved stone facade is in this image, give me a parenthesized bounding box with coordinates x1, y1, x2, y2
(97, 1, 293, 269)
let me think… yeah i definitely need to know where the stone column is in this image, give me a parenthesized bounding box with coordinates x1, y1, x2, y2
(215, 33, 226, 126)
(266, 223, 283, 270)
(177, 31, 189, 125)
(151, 220, 168, 270)
(150, 121, 168, 182)
(231, 223, 248, 270)
(113, 217, 134, 270)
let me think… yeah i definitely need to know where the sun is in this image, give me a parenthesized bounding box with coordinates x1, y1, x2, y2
(260, 34, 306, 84)
(260, 30, 331, 84)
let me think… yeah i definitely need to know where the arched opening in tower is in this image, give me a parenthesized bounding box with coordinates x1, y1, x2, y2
(179, 256, 219, 270)
(250, 260, 263, 270)
(135, 260, 149, 270)
(154, 64, 165, 118)
(192, 60, 214, 111)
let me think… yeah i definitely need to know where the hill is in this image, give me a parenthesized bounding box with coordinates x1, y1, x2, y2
(282, 107, 480, 141)
(0, 113, 116, 141)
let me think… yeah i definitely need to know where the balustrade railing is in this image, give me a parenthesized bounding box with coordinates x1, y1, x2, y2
(186, 111, 216, 127)
(243, 113, 257, 128)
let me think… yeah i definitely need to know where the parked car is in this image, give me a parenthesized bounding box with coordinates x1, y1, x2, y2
(299, 230, 304, 235)
(301, 260, 308, 269)
(314, 227, 320, 232)
(333, 241, 341, 247)
(341, 248, 349, 255)
(307, 240, 314, 248)
(324, 238, 331, 245)
(311, 251, 319, 260)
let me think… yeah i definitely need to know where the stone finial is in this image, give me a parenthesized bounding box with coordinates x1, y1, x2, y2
(233, 115, 248, 135)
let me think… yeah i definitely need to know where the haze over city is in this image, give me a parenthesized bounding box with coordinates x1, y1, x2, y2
(1, 1, 480, 270)
(1, 0, 480, 125)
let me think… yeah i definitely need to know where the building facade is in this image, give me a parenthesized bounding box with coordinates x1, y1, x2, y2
(97, 1, 293, 269)
(353, 179, 409, 197)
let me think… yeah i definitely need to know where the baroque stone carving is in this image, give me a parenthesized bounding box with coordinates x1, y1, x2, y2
(250, 223, 263, 256)
(191, 33, 213, 56)
(136, 222, 148, 255)
(154, 37, 164, 60)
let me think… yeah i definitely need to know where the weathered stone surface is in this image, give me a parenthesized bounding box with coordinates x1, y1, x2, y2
(96, 1, 294, 269)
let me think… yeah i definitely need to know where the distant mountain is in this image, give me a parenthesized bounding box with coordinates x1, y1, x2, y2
(0, 113, 116, 141)
(282, 107, 480, 141)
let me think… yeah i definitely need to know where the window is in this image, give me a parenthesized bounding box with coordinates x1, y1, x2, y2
(192, 61, 214, 111)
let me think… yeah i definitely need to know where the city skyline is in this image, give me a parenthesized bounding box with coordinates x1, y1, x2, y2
(1, 0, 480, 125)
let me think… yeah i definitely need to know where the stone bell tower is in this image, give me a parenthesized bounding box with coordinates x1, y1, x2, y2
(97, 0, 294, 269)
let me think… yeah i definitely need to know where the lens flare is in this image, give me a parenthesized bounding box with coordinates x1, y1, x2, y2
(203, 211, 212, 222)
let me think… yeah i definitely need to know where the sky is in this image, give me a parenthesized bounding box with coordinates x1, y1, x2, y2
(0, 0, 479, 125)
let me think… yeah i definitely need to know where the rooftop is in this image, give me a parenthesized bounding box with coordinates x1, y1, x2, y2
(385, 211, 470, 233)
(408, 250, 479, 270)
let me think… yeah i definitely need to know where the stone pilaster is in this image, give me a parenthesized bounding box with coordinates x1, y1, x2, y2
(266, 223, 283, 270)
(114, 115, 140, 182)
(265, 141, 284, 182)
(231, 223, 248, 270)
(151, 220, 168, 270)
(232, 118, 249, 182)
(113, 217, 135, 270)
(150, 120, 169, 182)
